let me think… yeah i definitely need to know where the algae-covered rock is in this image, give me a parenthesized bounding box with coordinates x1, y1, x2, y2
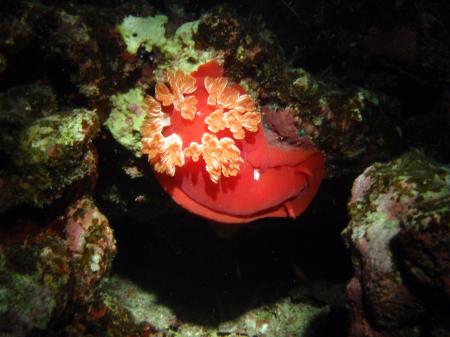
(13, 108, 98, 167)
(65, 197, 117, 303)
(398, 194, 450, 300)
(117, 15, 168, 54)
(104, 87, 146, 155)
(117, 15, 214, 76)
(160, 20, 214, 75)
(0, 239, 70, 337)
(343, 150, 450, 337)
(74, 275, 335, 337)
(0, 196, 116, 337)
(0, 108, 99, 211)
(0, 84, 58, 157)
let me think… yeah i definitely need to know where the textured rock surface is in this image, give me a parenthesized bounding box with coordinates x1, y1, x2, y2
(62, 275, 342, 337)
(0, 196, 116, 337)
(0, 0, 448, 336)
(343, 151, 450, 337)
(0, 107, 99, 211)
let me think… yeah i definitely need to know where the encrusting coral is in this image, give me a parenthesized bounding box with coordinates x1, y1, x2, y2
(141, 60, 325, 223)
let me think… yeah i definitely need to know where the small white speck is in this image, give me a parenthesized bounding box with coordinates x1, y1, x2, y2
(90, 254, 101, 272)
(253, 169, 260, 181)
(260, 323, 269, 333)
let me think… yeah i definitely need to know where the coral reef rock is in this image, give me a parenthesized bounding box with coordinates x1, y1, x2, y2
(0, 106, 99, 212)
(343, 151, 450, 337)
(0, 196, 116, 337)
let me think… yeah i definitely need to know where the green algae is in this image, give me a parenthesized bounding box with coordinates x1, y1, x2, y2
(344, 150, 450, 242)
(15, 109, 97, 166)
(160, 20, 214, 75)
(105, 87, 146, 155)
(118, 15, 168, 54)
(289, 68, 319, 99)
(3, 108, 99, 209)
(99, 275, 331, 337)
(117, 15, 214, 76)
(0, 242, 70, 334)
(0, 259, 55, 330)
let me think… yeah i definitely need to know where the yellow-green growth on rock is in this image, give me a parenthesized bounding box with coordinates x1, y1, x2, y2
(117, 15, 168, 54)
(117, 16, 214, 76)
(105, 87, 146, 155)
